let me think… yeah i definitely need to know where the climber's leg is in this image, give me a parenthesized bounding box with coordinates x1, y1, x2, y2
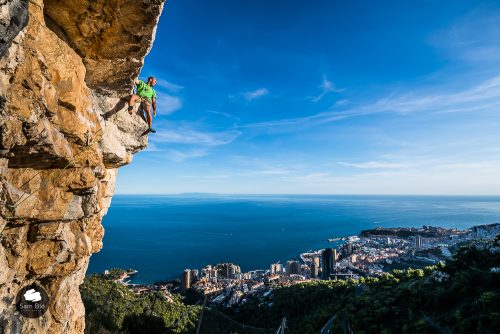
(143, 101, 155, 133)
(128, 94, 139, 115)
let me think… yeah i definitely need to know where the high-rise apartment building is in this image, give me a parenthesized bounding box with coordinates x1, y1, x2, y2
(321, 249, 335, 279)
(310, 256, 320, 278)
(287, 260, 301, 275)
(182, 269, 191, 292)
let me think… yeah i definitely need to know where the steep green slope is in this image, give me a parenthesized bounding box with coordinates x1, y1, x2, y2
(80, 276, 200, 334)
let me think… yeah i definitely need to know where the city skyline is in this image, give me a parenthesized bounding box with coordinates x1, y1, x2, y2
(117, 0, 500, 195)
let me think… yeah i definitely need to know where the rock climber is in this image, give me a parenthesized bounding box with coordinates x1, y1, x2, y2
(128, 76, 157, 133)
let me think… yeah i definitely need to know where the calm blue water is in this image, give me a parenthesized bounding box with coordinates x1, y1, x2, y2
(87, 195, 500, 284)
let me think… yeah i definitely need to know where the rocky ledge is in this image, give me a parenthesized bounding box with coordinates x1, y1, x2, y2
(0, 0, 163, 332)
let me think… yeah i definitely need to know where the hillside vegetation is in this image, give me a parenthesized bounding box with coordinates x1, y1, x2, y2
(81, 236, 499, 333)
(80, 276, 200, 334)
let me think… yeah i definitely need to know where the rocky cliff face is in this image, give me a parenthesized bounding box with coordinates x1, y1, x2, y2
(0, 0, 163, 332)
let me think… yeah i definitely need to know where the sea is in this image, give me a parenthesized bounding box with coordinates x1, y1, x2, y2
(87, 195, 500, 284)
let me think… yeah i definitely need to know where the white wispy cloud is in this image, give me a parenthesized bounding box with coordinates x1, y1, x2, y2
(154, 78, 184, 92)
(156, 93, 182, 115)
(243, 88, 269, 101)
(181, 173, 232, 179)
(152, 122, 241, 146)
(338, 161, 411, 169)
(145, 141, 161, 152)
(235, 167, 293, 177)
(311, 77, 343, 102)
(436, 161, 500, 170)
(335, 99, 349, 106)
(241, 108, 363, 129)
(257, 168, 292, 175)
(146, 118, 242, 162)
(211, 156, 300, 178)
(242, 74, 500, 130)
(280, 158, 500, 194)
(162, 149, 209, 162)
(430, 10, 500, 63)
(300, 173, 333, 182)
(206, 109, 240, 121)
(372, 75, 500, 114)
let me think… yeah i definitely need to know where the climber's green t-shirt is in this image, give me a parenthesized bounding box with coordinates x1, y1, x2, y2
(136, 80, 156, 101)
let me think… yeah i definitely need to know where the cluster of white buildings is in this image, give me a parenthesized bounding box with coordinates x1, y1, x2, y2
(176, 224, 499, 308)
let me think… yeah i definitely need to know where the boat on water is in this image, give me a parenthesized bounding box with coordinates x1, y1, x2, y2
(327, 237, 342, 243)
(328, 235, 359, 243)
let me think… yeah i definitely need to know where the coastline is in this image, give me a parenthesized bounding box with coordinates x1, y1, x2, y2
(88, 194, 500, 284)
(99, 223, 499, 291)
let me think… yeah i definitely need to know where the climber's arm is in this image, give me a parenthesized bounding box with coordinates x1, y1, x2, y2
(152, 98, 157, 116)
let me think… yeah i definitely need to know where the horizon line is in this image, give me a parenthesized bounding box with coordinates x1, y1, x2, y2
(114, 193, 500, 196)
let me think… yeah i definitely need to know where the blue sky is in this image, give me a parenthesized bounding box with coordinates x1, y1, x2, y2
(117, 0, 500, 194)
